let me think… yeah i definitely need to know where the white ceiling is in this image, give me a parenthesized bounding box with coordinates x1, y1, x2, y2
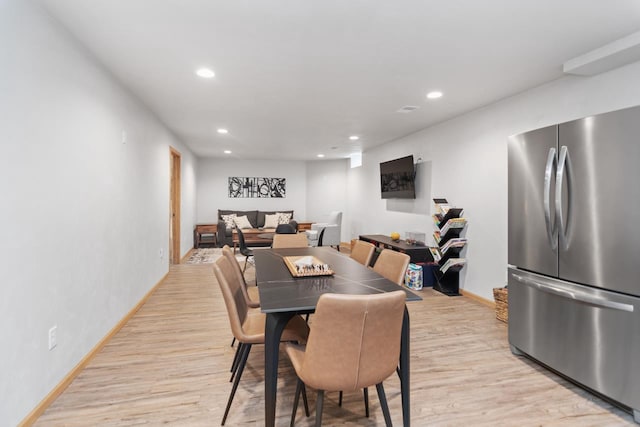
(38, 0, 640, 160)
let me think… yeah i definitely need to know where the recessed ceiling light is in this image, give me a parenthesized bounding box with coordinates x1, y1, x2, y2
(426, 91, 443, 99)
(217, 128, 229, 134)
(317, 154, 325, 158)
(196, 68, 215, 78)
(224, 150, 232, 154)
(349, 135, 359, 141)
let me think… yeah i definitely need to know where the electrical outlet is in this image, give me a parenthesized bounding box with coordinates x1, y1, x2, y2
(48, 325, 57, 350)
(159, 248, 163, 259)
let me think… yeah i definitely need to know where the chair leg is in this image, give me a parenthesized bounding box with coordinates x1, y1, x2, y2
(230, 343, 243, 380)
(338, 390, 343, 406)
(396, 365, 401, 380)
(301, 382, 310, 417)
(243, 256, 249, 273)
(290, 379, 303, 427)
(375, 383, 392, 427)
(364, 387, 369, 417)
(315, 390, 324, 427)
(222, 343, 251, 426)
(230, 337, 235, 347)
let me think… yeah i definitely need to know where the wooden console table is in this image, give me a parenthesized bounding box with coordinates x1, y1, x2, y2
(359, 234, 432, 264)
(194, 224, 217, 248)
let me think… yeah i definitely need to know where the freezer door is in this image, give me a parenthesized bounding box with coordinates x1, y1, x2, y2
(558, 106, 640, 297)
(508, 125, 558, 276)
(508, 267, 640, 413)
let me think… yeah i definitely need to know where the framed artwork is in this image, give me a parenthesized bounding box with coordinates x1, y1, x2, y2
(228, 177, 286, 198)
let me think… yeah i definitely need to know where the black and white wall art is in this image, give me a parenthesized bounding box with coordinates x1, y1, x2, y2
(228, 177, 286, 198)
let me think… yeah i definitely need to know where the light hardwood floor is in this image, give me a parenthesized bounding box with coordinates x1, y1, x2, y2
(34, 262, 634, 426)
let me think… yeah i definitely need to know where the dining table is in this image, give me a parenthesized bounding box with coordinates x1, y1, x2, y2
(254, 246, 422, 427)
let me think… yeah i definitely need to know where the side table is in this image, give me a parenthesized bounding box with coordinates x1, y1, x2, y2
(296, 221, 313, 231)
(194, 224, 217, 248)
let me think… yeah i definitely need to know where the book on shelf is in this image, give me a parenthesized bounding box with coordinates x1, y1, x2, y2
(433, 198, 451, 215)
(440, 217, 467, 235)
(433, 231, 441, 244)
(428, 246, 441, 262)
(440, 237, 467, 254)
(440, 257, 466, 274)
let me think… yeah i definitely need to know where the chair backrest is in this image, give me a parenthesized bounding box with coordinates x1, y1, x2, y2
(326, 211, 342, 227)
(275, 223, 296, 234)
(372, 249, 411, 286)
(213, 256, 251, 341)
(350, 240, 375, 266)
(297, 291, 406, 391)
(272, 233, 308, 248)
(221, 245, 259, 308)
(235, 228, 251, 256)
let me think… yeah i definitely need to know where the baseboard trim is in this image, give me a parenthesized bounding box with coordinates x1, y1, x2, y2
(19, 272, 169, 426)
(181, 248, 194, 263)
(460, 288, 495, 308)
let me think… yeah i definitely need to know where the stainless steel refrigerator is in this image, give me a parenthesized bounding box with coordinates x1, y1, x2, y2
(508, 105, 640, 423)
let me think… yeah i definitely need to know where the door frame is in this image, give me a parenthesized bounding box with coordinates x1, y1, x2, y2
(169, 147, 181, 264)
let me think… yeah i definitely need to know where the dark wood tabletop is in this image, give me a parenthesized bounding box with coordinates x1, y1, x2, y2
(254, 246, 421, 312)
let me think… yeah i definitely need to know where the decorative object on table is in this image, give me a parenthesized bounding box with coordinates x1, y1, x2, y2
(228, 177, 286, 198)
(405, 231, 426, 246)
(283, 256, 334, 277)
(405, 263, 423, 290)
(493, 287, 508, 323)
(390, 231, 400, 241)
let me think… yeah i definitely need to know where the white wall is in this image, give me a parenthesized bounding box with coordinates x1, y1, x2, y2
(0, 1, 197, 424)
(349, 61, 640, 301)
(197, 158, 308, 223)
(305, 159, 349, 239)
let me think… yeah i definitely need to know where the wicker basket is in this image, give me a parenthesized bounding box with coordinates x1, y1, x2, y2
(493, 287, 508, 323)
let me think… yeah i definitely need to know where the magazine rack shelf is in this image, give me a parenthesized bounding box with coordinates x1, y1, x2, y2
(430, 199, 467, 296)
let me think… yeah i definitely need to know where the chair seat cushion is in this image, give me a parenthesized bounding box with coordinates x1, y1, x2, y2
(240, 313, 309, 344)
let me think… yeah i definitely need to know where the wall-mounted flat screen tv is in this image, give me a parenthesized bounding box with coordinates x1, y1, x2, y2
(380, 155, 416, 199)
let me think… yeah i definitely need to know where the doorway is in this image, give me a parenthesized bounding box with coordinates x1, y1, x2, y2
(169, 147, 181, 264)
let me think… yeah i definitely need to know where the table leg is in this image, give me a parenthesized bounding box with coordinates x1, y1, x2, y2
(264, 312, 295, 427)
(400, 307, 411, 427)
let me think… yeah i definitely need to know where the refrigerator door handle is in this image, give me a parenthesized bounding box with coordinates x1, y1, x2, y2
(543, 147, 558, 249)
(512, 274, 635, 312)
(555, 145, 573, 251)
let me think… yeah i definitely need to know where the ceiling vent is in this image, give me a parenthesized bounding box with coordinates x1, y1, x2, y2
(396, 105, 420, 113)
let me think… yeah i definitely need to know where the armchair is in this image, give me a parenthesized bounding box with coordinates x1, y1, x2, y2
(305, 211, 342, 250)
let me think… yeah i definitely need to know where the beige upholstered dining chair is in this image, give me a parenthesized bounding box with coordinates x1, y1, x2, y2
(213, 255, 309, 426)
(285, 291, 406, 426)
(350, 240, 376, 267)
(272, 233, 309, 248)
(372, 249, 411, 286)
(221, 245, 260, 305)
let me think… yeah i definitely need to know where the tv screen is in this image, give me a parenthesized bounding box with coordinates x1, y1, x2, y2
(380, 155, 416, 199)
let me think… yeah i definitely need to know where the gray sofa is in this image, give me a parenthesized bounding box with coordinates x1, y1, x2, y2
(216, 209, 298, 247)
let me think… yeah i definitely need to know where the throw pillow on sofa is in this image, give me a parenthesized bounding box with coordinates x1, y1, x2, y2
(221, 213, 237, 229)
(276, 212, 292, 225)
(234, 215, 253, 229)
(264, 213, 280, 229)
